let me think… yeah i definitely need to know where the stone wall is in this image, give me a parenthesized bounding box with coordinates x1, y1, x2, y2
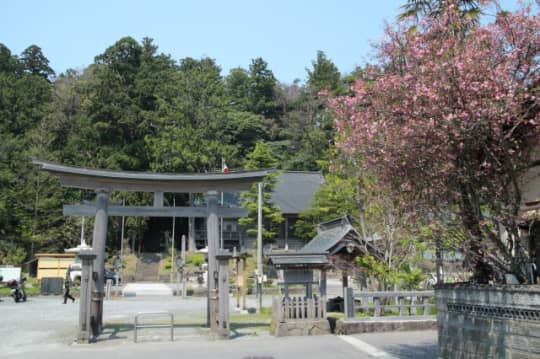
(273, 320, 330, 337)
(336, 316, 437, 335)
(436, 284, 540, 358)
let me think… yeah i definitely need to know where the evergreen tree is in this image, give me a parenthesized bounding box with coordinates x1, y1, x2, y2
(306, 50, 342, 94)
(239, 142, 283, 243)
(20, 45, 55, 80)
(247, 58, 278, 119)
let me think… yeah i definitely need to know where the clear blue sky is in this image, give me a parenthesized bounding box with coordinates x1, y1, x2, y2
(1, 0, 523, 84)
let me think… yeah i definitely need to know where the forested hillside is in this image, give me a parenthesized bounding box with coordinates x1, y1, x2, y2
(2, 1, 537, 287)
(0, 38, 348, 262)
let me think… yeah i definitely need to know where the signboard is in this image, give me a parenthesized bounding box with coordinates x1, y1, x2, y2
(0, 267, 21, 282)
(283, 269, 313, 284)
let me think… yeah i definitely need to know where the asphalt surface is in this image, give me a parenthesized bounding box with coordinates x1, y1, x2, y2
(0, 293, 437, 359)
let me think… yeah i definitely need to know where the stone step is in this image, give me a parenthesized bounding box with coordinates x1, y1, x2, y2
(122, 282, 174, 296)
(134, 252, 162, 281)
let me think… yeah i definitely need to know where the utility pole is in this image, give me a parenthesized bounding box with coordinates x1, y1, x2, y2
(119, 200, 125, 280)
(171, 197, 176, 282)
(181, 234, 186, 298)
(257, 182, 263, 313)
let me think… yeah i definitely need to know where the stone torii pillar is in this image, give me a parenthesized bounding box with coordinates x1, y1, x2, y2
(77, 250, 96, 343)
(216, 250, 231, 338)
(91, 189, 110, 333)
(207, 191, 231, 338)
(207, 190, 220, 334)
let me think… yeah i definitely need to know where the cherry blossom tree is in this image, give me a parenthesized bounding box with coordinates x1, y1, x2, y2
(330, 2, 540, 282)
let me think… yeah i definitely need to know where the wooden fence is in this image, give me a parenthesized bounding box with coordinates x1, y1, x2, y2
(272, 296, 326, 322)
(344, 289, 435, 318)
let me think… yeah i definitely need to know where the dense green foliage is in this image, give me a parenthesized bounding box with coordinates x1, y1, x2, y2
(0, 38, 348, 263)
(239, 142, 284, 243)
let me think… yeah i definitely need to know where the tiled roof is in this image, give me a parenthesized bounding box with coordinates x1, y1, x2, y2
(299, 225, 358, 254)
(268, 253, 329, 268)
(299, 215, 382, 258)
(271, 171, 324, 214)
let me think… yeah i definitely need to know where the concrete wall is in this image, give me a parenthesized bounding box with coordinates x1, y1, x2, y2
(436, 284, 540, 358)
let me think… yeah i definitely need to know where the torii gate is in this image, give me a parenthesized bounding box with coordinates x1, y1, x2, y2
(33, 160, 270, 342)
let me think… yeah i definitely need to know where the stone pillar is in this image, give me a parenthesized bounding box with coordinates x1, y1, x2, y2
(216, 250, 231, 338)
(77, 250, 96, 343)
(206, 190, 219, 332)
(91, 188, 109, 334)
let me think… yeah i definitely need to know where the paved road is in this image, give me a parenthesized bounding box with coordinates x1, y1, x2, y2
(0, 295, 437, 359)
(352, 331, 438, 359)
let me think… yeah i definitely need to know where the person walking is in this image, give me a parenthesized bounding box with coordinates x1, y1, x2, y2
(63, 268, 75, 304)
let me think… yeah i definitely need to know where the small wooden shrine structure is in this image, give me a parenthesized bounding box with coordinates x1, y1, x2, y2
(268, 215, 381, 336)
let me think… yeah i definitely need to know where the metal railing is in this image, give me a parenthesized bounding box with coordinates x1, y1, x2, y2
(272, 296, 326, 322)
(344, 288, 435, 319)
(134, 311, 174, 343)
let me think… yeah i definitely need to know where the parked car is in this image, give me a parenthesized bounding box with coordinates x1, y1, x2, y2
(69, 261, 120, 285)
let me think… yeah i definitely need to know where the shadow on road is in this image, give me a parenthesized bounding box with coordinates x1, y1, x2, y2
(383, 343, 438, 358)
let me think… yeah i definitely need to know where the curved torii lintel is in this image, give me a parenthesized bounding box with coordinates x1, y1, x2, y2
(33, 159, 272, 193)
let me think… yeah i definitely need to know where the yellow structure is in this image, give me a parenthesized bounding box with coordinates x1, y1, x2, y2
(35, 253, 76, 279)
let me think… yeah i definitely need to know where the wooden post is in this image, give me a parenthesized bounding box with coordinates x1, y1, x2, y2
(91, 188, 109, 333)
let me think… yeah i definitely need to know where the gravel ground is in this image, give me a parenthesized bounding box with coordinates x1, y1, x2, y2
(0, 293, 437, 359)
(0, 293, 275, 357)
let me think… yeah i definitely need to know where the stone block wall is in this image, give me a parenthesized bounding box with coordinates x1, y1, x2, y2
(273, 320, 330, 337)
(336, 316, 437, 334)
(436, 284, 540, 358)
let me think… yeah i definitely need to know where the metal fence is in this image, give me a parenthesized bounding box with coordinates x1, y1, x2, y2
(134, 311, 174, 343)
(344, 288, 435, 318)
(272, 296, 326, 322)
